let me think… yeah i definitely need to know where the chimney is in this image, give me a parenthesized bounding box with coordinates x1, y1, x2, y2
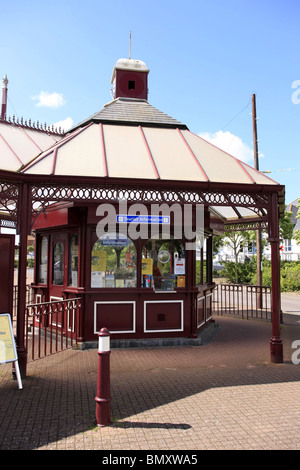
(1, 74, 8, 120)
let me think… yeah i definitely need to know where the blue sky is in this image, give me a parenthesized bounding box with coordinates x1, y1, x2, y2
(1, 0, 299, 204)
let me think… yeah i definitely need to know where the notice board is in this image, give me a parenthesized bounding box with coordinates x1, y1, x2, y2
(0, 313, 22, 389)
(0, 313, 18, 363)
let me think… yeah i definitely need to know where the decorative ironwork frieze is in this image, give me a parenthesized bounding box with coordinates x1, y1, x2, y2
(0, 181, 20, 220)
(0, 170, 279, 231)
(30, 182, 271, 208)
(224, 220, 268, 232)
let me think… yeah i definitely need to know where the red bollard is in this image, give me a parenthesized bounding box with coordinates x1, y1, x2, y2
(95, 327, 112, 426)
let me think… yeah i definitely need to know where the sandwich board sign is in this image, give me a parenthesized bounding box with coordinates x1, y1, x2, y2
(0, 313, 23, 389)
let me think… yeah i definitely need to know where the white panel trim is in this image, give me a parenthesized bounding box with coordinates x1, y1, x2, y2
(50, 296, 63, 327)
(144, 300, 184, 333)
(206, 292, 213, 321)
(197, 295, 205, 328)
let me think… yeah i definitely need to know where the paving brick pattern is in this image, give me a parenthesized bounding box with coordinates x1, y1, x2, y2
(1, 315, 300, 450)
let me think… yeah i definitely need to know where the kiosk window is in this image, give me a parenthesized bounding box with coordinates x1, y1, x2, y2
(52, 241, 64, 285)
(69, 233, 79, 287)
(91, 233, 137, 288)
(142, 237, 185, 290)
(196, 236, 207, 285)
(38, 236, 48, 284)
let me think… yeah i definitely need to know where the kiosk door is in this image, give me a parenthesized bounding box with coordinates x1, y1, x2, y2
(49, 233, 67, 330)
(0, 234, 14, 315)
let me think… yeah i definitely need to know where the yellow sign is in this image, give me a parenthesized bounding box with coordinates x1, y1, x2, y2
(142, 258, 153, 275)
(177, 276, 186, 287)
(0, 314, 17, 364)
(92, 250, 107, 272)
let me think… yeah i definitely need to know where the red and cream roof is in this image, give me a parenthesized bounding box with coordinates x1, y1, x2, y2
(21, 97, 278, 188)
(0, 119, 63, 171)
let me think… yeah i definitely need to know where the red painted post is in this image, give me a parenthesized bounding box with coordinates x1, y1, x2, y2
(1, 74, 8, 119)
(269, 193, 283, 363)
(95, 328, 112, 427)
(16, 182, 31, 377)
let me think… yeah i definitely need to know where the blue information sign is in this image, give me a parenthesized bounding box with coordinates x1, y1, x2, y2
(101, 238, 128, 246)
(117, 215, 170, 224)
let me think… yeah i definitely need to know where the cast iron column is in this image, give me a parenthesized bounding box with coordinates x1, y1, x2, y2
(269, 192, 283, 363)
(16, 182, 31, 377)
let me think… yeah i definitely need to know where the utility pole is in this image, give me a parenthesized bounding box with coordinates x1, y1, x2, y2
(252, 94, 262, 308)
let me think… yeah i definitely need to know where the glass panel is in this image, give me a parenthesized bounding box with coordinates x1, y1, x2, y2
(38, 236, 48, 284)
(69, 233, 79, 287)
(196, 236, 206, 285)
(53, 241, 64, 285)
(142, 236, 185, 290)
(91, 232, 136, 288)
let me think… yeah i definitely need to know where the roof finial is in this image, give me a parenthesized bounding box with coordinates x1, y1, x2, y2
(2, 74, 8, 88)
(1, 74, 9, 120)
(129, 31, 131, 59)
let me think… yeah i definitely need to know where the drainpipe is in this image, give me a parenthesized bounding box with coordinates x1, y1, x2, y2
(1, 74, 8, 120)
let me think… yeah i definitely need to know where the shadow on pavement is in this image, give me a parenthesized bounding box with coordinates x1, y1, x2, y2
(0, 316, 300, 449)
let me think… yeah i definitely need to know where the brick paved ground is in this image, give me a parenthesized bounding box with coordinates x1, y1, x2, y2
(0, 314, 300, 451)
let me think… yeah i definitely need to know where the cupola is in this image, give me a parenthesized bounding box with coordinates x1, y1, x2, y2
(111, 58, 149, 100)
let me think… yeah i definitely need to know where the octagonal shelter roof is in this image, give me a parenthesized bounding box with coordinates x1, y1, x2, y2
(20, 97, 278, 188)
(19, 94, 283, 224)
(0, 118, 63, 172)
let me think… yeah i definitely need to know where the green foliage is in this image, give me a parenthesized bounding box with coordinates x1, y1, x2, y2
(294, 229, 300, 245)
(220, 258, 256, 284)
(212, 235, 224, 255)
(220, 257, 300, 291)
(294, 199, 300, 244)
(251, 260, 300, 292)
(279, 209, 294, 240)
(280, 261, 300, 291)
(250, 259, 272, 286)
(196, 259, 206, 284)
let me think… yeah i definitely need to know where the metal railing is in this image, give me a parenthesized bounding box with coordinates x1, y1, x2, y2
(13, 284, 34, 320)
(212, 283, 272, 320)
(25, 297, 82, 361)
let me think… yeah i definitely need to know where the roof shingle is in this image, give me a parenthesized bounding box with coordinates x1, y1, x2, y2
(71, 98, 187, 131)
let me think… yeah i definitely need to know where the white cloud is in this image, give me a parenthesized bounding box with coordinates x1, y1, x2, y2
(198, 130, 254, 163)
(52, 117, 73, 132)
(32, 91, 66, 108)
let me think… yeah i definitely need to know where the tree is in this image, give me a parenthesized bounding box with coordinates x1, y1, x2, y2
(279, 207, 294, 240)
(214, 231, 254, 283)
(294, 198, 300, 245)
(212, 234, 224, 255)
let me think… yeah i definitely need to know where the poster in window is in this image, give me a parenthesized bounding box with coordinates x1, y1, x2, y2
(174, 258, 185, 275)
(177, 276, 185, 287)
(92, 250, 106, 272)
(142, 258, 153, 275)
(105, 274, 115, 288)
